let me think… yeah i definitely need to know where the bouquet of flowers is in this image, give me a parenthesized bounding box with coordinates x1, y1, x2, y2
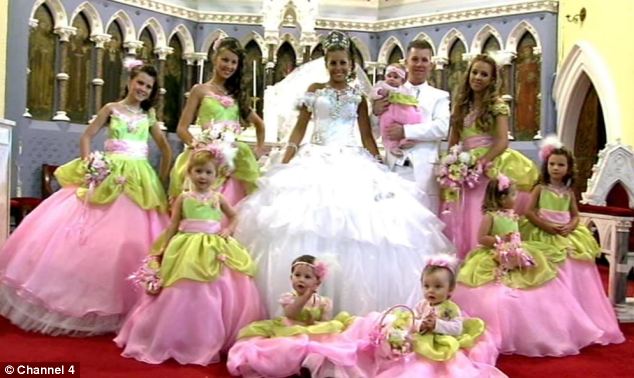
(436, 144, 484, 204)
(84, 151, 111, 189)
(128, 256, 162, 295)
(494, 231, 535, 272)
(194, 120, 242, 147)
(368, 305, 416, 360)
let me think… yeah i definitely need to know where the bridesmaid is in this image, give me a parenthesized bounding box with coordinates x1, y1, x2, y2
(169, 37, 265, 205)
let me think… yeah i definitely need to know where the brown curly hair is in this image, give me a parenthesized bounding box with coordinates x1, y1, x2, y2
(540, 147, 576, 187)
(482, 177, 516, 212)
(124, 65, 159, 111)
(212, 37, 251, 121)
(450, 54, 501, 137)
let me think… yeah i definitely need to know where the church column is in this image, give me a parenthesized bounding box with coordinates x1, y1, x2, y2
(302, 45, 311, 64)
(265, 42, 276, 87)
(154, 46, 172, 129)
(123, 40, 143, 58)
(366, 62, 378, 85)
(183, 53, 196, 91)
(431, 56, 448, 89)
(492, 50, 516, 139)
(24, 18, 40, 118)
(90, 34, 111, 118)
(376, 64, 386, 83)
(52, 26, 76, 121)
(192, 53, 207, 84)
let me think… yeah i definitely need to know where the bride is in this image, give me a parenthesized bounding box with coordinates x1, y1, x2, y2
(235, 31, 454, 315)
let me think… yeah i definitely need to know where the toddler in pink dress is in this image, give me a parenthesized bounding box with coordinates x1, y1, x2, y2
(227, 255, 355, 377)
(372, 63, 423, 157)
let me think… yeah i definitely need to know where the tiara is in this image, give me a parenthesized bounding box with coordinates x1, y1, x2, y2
(323, 30, 350, 51)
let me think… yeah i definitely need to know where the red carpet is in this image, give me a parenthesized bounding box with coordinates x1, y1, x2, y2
(1, 264, 633, 377)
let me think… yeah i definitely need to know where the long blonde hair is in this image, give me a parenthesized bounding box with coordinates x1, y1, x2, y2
(450, 54, 501, 136)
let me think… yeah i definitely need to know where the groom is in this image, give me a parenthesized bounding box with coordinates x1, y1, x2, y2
(374, 40, 450, 213)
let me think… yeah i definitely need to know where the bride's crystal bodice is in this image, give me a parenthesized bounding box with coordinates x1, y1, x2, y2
(301, 87, 362, 147)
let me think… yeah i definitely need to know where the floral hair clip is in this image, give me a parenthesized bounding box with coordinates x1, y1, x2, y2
(212, 36, 226, 52)
(538, 134, 564, 161)
(292, 260, 329, 281)
(497, 174, 511, 191)
(192, 143, 228, 167)
(123, 57, 143, 72)
(425, 254, 457, 275)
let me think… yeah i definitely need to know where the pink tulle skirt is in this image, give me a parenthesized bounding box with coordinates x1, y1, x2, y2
(0, 188, 168, 336)
(557, 259, 624, 344)
(452, 278, 606, 357)
(115, 269, 265, 365)
(302, 312, 501, 378)
(228, 331, 358, 378)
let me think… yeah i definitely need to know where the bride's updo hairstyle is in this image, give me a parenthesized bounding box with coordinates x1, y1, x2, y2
(323, 30, 356, 79)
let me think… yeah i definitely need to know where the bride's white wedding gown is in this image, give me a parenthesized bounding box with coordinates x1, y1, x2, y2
(235, 86, 454, 316)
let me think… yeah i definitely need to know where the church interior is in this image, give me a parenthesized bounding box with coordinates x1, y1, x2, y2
(0, 0, 633, 377)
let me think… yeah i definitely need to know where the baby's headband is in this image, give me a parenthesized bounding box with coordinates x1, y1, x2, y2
(425, 254, 457, 275)
(292, 260, 329, 280)
(386, 65, 406, 80)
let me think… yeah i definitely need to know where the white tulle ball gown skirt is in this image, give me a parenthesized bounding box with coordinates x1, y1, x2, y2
(235, 144, 454, 316)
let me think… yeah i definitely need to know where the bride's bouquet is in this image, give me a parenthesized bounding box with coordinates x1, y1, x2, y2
(436, 144, 483, 203)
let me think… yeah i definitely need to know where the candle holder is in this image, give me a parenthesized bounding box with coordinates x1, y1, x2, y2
(251, 96, 260, 111)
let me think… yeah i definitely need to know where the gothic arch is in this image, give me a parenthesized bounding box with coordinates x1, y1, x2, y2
(274, 33, 301, 64)
(168, 24, 195, 55)
(200, 29, 229, 54)
(506, 20, 542, 54)
(69, 1, 103, 35)
(438, 28, 468, 61)
(30, 0, 68, 29)
(553, 42, 621, 149)
(378, 36, 404, 65)
(241, 31, 267, 60)
(278, 1, 300, 31)
(411, 32, 436, 55)
(105, 10, 135, 43)
(470, 24, 503, 53)
(138, 17, 167, 49)
(350, 36, 371, 67)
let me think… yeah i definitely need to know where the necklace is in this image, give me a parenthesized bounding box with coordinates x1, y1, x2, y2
(190, 190, 215, 203)
(210, 81, 228, 95)
(121, 102, 142, 115)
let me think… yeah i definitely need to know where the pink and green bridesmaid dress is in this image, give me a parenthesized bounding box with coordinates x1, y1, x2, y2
(520, 185, 624, 344)
(168, 92, 259, 205)
(452, 210, 607, 356)
(115, 191, 264, 365)
(227, 291, 355, 377)
(0, 108, 169, 336)
(441, 102, 539, 258)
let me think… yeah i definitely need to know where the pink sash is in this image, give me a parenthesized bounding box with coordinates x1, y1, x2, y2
(538, 209, 571, 225)
(104, 139, 148, 158)
(463, 136, 494, 150)
(178, 219, 222, 234)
